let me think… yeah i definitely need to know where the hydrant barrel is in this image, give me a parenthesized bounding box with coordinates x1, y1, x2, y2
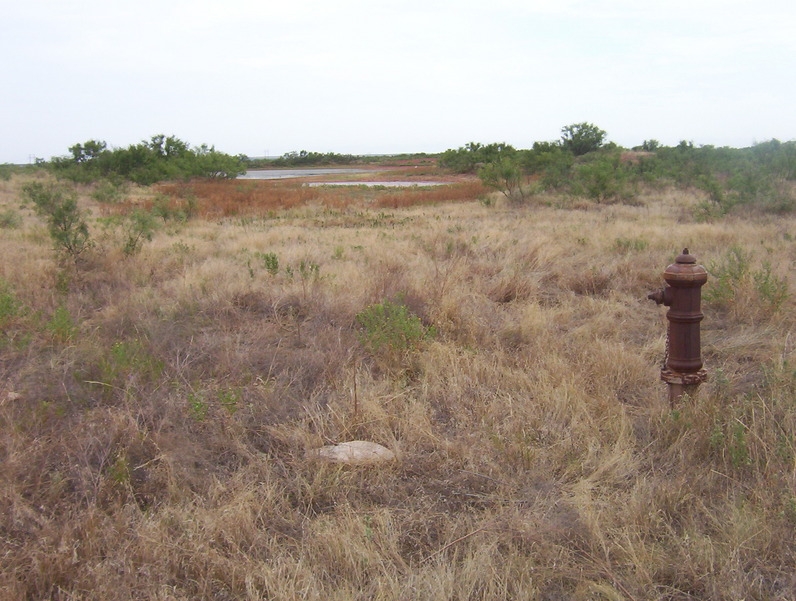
(663, 249, 708, 373)
(648, 248, 708, 403)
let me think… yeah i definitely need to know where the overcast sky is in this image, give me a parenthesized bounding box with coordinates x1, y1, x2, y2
(2, 0, 795, 164)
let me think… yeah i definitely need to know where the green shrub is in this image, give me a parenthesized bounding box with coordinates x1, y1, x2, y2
(256, 251, 279, 275)
(217, 388, 240, 415)
(0, 209, 22, 229)
(572, 153, 633, 203)
(188, 392, 209, 421)
(22, 182, 92, 261)
(122, 209, 158, 256)
(704, 246, 751, 308)
(356, 299, 434, 370)
(297, 260, 320, 300)
(0, 279, 20, 328)
(709, 419, 752, 470)
(753, 262, 789, 311)
(704, 247, 789, 314)
(99, 339, 164, 385)
(537, 150, 575, 190)
(440, 142, 516, 174)
(91, 179, 128, 204)
(693, 199, 727, 223)
(478, 157, 525, 202)
(47, 306, 77, 342)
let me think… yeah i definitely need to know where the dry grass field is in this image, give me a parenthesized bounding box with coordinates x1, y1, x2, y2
(1, 173, 794, 600)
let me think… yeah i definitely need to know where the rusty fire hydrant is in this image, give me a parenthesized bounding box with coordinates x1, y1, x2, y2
(648, 248, 708, 404)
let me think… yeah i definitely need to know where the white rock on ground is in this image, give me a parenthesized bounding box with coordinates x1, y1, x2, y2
(311, 441, 396, 465)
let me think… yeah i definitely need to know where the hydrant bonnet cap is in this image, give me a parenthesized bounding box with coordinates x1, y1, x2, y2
(676, 248, 696, 264)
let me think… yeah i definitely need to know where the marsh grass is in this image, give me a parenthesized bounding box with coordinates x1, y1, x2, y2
(0, 173, 794, 600)
(150, 179, 487, 218)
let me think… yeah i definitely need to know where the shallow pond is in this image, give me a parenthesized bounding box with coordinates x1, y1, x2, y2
(238, 168, 371, 180)
(307, 181, 447, 187)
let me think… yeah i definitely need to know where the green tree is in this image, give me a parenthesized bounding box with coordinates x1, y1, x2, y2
(439, 142, 516, 174)
(478, 157, 525, 202)
(641, 139, 660, 152)
(560, 122, 607, 156)
(69, 140, 107, 163)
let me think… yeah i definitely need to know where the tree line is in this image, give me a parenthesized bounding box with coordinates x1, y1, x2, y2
(441, 123, 796, 214)
(49, 135, 246, 185)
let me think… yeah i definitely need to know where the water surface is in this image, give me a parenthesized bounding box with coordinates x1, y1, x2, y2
(239, 168, 371, 180)
(308, 181, 447, 187)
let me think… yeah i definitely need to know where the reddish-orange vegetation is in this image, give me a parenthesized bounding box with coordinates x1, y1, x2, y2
(155, 180, 325, 217)
(149, 178, 485, 217)
(374, 180, 487, 208)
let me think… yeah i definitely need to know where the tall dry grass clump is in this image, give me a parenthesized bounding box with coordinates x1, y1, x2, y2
(1, 172, 794, 600)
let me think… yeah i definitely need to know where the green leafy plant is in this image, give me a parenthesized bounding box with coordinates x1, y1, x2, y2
(0, 209, 22, 229)
(478, 157, 526, 202)
(108, 453, 131, 486)
(217, 388, 240, 415)
(439, 142, 516, 174)
(47, 305, 77, 343)
(560, 122, 606, 156)
(704, 247, 788, 314)
(298, 259, 320, 300)
(729, 421, 752, 469)
(753, 261, 789, 310)
(299, 259, 319, 280)
(0, 279, 20, 328)
(703, 246, 751, 308)
(91, 179, 128, 204)
(22, 182, 92, 261)
(122, 209, 158, 256)
(151, 194, 182, 223)
(356, 299, 434, 370)
(256, 251, 279, 275)
(99, 339, 164, 385)
(188, 392, 209, 421)
(573, 153, 632, 203)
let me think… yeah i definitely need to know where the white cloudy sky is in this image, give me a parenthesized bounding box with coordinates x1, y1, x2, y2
(2, 0, 795, 163)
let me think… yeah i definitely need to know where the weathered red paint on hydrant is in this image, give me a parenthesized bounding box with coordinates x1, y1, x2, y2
(648, 248, 708, 404)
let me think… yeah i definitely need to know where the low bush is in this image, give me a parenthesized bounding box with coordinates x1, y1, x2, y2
(121, 210, 159, 256)
(0, 209, 22, 229)
(572, 152, 634, 203)
(22, 181, 92, 261)
(356, 299, 434, 371)
(91, 179, 128, 204)
(478, 157, 526, 202)
(704, 246, 789, 318)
